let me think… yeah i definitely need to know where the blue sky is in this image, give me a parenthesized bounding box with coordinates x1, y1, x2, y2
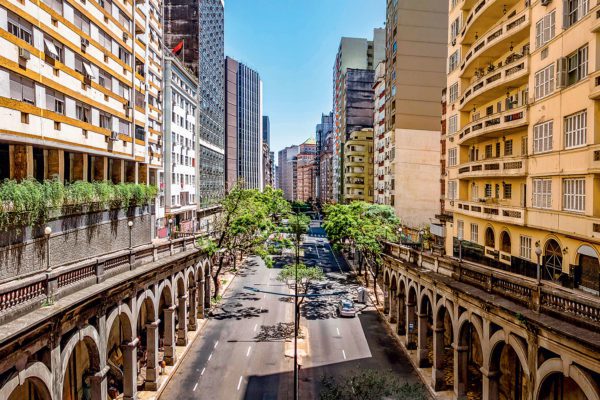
(224, 0, 385, 159)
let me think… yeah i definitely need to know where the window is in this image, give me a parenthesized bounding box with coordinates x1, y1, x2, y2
(391, 85, 397, 96)
(457, 220, 464, 240)
(535, 64, 555, 99)
(8, 12, 33, 44)
(42, 0, 63, 14)
(46, 88, 64, 114)
(98, 29, 112, 51)
(503, 184, 512, 199)
(566, 0, 589, 28)
(118, 10, 131, 31)
(485, 183, 492, 198)
(533, 121, 553, 153)
(9, 74, 35, 104)
(119, 119, 130, 136)
(450, 18, 460, 40)
(470, 223, 479, 243)
(504, 140, 513, 156)
(392, 41, 397, 54)
(471, 184, 478, 201)
(449, 83, 459, 103)
(448, 148, 457, 166)
(75, 102, 91, 123)
(448, 50, 459, 73)
(448, 115, 458, 134)
(535, 11, 555, 48)
(563, 178, 585, 212)
(99, 0, 112, 14)
(520, 236, 532, 259)
(485, 144, 493, 159)
(533, 179, 552, 209)
(567, 45, 588, 86)
(98, 70, 112, 91)
(448, 180, 457, 200)
(99, 111, 111, 129)
(74, 10, 90, 35)
(44, 37, 63, 62)
(564, 110, 587, 148)
(118, 46, 130, 64)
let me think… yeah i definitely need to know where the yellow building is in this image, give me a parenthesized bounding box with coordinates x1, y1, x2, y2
(444, 0, 600, 293)
(344, 128, 374, 203)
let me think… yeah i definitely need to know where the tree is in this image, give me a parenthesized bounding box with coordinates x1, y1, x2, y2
(319, 369, 427, 400)
(197, 185, 290, 299)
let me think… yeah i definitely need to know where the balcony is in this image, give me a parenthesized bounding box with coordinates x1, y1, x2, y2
(589, 69, 600, 100)
(458, 106, 528, 145)
(460, 0, 521, 44)
(457, 155, 527, 178)
(459, 54, 529, 111)
(460, 9, 530, 77)
(457, 200, 526, 225)
(590, 6, 600, 32)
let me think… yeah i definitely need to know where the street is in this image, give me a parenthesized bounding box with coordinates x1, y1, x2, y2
(159, 221, 420, 399)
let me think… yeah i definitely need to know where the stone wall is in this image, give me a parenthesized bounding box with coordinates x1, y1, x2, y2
(0, 207, 153, 281)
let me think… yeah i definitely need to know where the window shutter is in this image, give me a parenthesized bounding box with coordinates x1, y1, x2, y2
(563, 0, 570, 28)
(556, 57, 568, 88)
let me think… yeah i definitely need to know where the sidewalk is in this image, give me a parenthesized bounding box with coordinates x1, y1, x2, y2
(342, 253, 453, 400)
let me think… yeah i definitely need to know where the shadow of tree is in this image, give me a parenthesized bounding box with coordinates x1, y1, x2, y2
(254, 322, 305, 342)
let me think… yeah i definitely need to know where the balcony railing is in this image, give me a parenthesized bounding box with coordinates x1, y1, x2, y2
(589, 69, 600, 100)
(460, 0, 521, 42)
(457, 155, 527, 178)
(458, 106, 528, 145)
(457, 200, 525, 225)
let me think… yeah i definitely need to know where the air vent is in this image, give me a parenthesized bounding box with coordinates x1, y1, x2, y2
(594, 150, 600, 161)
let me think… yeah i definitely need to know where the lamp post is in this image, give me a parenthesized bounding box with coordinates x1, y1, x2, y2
(398, 227, 403, 244)
(419, 229, 425, 252)
(127, 220, 134, 249)
(44, 226, 52, 271)
(535, 241, 542, 284)
(168, 218, 173, 240)
(457, 229, 463, 262)
(291, 211, 301, 400)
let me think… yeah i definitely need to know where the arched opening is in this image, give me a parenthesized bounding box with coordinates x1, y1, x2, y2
(187, 271, 198, 331)
(417, 293, 434, 368)
(406, 286, 418, 349)
(538, 373, 589, 400)
(432, 304, 454, 391)
(383, 271, 391, 315)
(62, 335, 101, 400)
(485, 227, 495, 248)
(136, 296, 157, 391)
(544, 239, 563, 281)
(489, 341, 526, 400)
(500, 231, 511, 253)
(158, 283, 176, 366)
(456, 319, 483, 399)
(106, 311, 134, 398)
(397, 280, 406, 336)
(204, 265, 212, 310)
(8, 377, 51, 400)
(388, 276, 398, 325)
(574, 245, 600, 295)
(175, 276, 188, 346)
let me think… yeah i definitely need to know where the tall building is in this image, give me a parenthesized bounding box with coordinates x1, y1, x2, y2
(263, 115, 270, 145)
(332, 30, 385, 202)
(344, 129, 374, 202)
(278, 145, 299, 201)
(295, 137, 317, 202)
(316, 112, 334, 202)
(0, 0, 163, 227)
(373, 61, 391, 205)
(443, 0, 600, 292)
(164, 0, 225, 208)
(385, 0, 446, 228)
(224, 57, 263, 190)
(163, 56, 198, 233)
(262, 141, 272, 188)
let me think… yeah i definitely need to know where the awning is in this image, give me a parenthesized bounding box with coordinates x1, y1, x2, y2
(83, 62, 95, 79)
(44, 39, 59, 59)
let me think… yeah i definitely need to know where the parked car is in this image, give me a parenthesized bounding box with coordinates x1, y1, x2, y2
(337, 299, 356, 317)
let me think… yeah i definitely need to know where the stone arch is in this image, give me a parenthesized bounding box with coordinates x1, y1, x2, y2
(60, 325, 104, 400)
(0, 362, 53, 400)
(173, 272, 187, 298)
(485, 226, 496, 248)
(574, 244, 600, 294)
(105, 304, 135, 397)
(185, 265, 197, 284)
(406, 283, 418, 349)
(157, 278, 174, 308)
(536, 359, 600, 400)
(384, 269, 390, 286)
(487, 330, 530, 400)
(455, 312, 484, 399)
(418, 287, 434, 313)
(500, 230, 511, 253)
(543, 238, 563, 280)
(136, 289, 158, 323)
(106, 303, 135, 341)
(432, 298, 455, 391)
(416, 287, 434, 368)
(487, 331, 529, 376)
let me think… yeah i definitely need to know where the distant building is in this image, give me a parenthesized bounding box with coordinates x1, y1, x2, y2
(263, 116, 270, 146)
(373, 62, 392, 206)
(344, 129, 374, 203)
(295, 138, 317, 202)
(316, 112, 334, 203)
(263, 142, 273, 188)
(278, 145, 299, 201)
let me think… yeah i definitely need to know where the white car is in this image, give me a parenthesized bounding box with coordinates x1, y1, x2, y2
(337, 299, 356, 317)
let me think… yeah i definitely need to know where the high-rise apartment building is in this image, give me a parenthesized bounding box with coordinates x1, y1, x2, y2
(373, 61, 393, 206)
(263, 115, 270, 145)
(0, 0, 163, 228)
(444, 0, 600, 292)
(344, 128, 374, 202)
(163, 56, 198, 233)
(385, 0, 446, 228)
(332, 30, 385, 202)
(278, 145, 299, 201)
(316, 112, 334, 202)
(224, 57, 263, 190)
(164, 0, 225, 208)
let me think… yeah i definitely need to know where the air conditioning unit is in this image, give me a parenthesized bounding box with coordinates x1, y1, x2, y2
(18, 48, 30, 60)
(122, 32, 128, 41)
(81, 38, 89, 48)
(109, 131, 119, 141)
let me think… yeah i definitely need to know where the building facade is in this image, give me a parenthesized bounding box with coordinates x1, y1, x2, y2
(278, 145, 299, 201)
(163, 56, 197, 233)
(294, 137, 317, 202)
(343, 128, 374, 203)
(164, 0, 225, 209)
(444, 0, 600, 292)
(373, 61, 393, 205)
(332, 31, 384, 202)
(315, 112, 334, 202)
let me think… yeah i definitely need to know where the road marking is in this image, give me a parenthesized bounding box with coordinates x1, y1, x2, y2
(259, 306, 262, 312)
(336, 327, 340, 336)
(253, 324, 258, 332)
(201, 367, 206, 376)
(208, 352, 213, 361)
(246, 346, 252, 357)
(314, 244, 320, 258)
(214, 341, 219, 349)
(263, 294, 266, 299)
(193, 383, 198, 391)
(237, 376, 243, 391)
(342, 350, 347, 360)
(328, 243, 343, 273)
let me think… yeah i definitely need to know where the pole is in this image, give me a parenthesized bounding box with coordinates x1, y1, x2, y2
(293, 211, 299, 400)
(536, 253, 541, 284)
(459, 239, 462, 262)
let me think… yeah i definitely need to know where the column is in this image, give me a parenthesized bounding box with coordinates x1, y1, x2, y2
(188, 287, 197, 331)
(416, 312, 429, 367)
(90, 368, 108, 400)
(197, 279, 205, 319)
(163, 306, 177, 365)
(145, 320, 160, 391)
(453, 343, 468, 398)
(383, 286, 390, 315)
(204, 278, 211, 311)
(176, 295, 188, 346)
(432, 327, 445, 391)
(482, 367, 500, 400)
(397, 295, 406, 335)
(406, 301, 417, 349)
(389, 291, 397, 323)
(121, 338, 139, 400)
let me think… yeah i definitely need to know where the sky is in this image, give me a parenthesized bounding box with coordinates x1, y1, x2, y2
(224, 0, 386, 159)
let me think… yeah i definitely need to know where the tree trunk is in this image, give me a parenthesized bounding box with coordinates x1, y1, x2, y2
(212, 274, 221, 300)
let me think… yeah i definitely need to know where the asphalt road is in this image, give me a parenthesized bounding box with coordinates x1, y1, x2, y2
(159, 220, 420, 400)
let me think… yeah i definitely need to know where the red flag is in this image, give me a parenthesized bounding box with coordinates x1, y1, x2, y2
(172, 40, 184, 54)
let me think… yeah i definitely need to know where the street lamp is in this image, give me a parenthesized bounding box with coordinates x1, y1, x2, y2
(127, 220, 134, 249)
(168, 218, 173, 240)
(535, 241, 542, 284)
(44, 226, 52, 271)
(398, 227, 403, 244)
(457, 228, 463, 262)
(419, 229, 425, 252)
